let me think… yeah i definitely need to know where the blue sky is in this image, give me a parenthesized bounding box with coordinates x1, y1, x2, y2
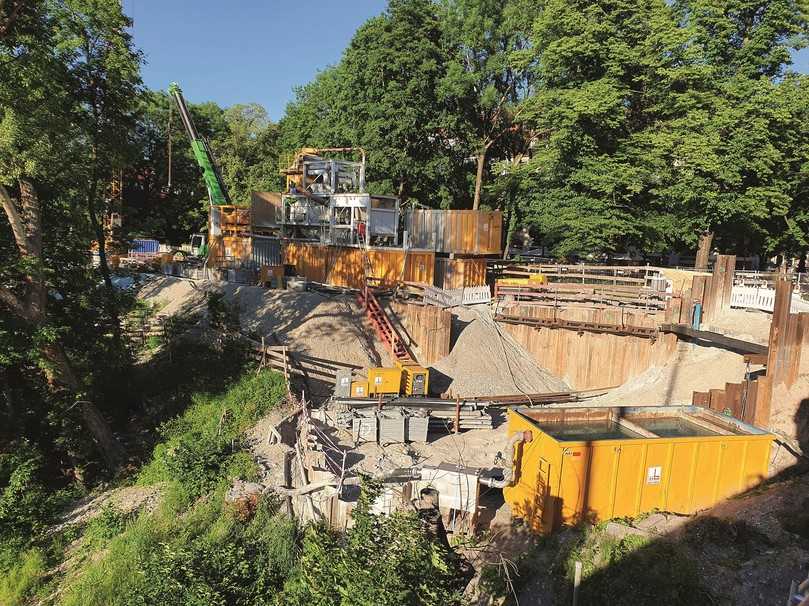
(127, 0, 388, 120)
(127, 1, 809, 121)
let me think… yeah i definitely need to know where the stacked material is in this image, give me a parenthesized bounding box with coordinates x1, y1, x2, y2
(428, 408, 494, 431)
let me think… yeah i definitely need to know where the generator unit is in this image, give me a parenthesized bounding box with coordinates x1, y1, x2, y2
(367, 367, 404, 396)
(397, 362, 429, 396)
(341, 365, 430, 399)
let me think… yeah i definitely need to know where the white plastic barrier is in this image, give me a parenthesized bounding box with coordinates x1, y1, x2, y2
(730, 285, 775, 312)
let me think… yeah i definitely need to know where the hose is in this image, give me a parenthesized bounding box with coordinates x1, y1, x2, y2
(479, 430, 533, 488)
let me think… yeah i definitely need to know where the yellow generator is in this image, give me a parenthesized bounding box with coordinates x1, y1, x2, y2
(396, 362, 429, 396)
(350, 381, 369, 398)
(366, 367, 404, 396)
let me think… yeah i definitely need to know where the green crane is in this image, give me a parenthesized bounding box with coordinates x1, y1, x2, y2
(168, 82, 231, 206)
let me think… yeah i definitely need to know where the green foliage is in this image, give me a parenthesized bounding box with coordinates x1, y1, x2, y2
(63, 490, 298, 606)
(0, 548, 47, 606)
(138, 369, 286, 496)
(0, 443, 53, 547)
(560, 524, 712, 605)
(83, 503, 130, 546)
(282, 479, 468, 606)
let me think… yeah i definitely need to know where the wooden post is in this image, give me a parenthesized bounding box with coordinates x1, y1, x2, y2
(695, 231, 713, 270)
(454, 398, 461, 434)
(572, 560, 582, 606)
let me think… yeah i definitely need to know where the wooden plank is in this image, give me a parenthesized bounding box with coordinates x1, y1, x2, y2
(752, 375, 772, 428)
(743, 353, 768, 365)
(724, 382, 742, 418)
(659, 324, 767, 355)
(798, 313, 809, 376)
(741, 378, 757, 425)
(692, 391, 710, 407)
(708, 388, 726, 412)
(767, 278, 793, 385)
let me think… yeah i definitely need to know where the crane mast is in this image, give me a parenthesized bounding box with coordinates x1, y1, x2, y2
(168, 82, 231, 206)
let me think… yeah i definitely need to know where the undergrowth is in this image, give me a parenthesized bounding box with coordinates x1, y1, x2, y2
(557, 523, 714, 606)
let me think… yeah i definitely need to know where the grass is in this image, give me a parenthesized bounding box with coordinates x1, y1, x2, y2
(0, 549, 47, 606)
(551, 523, 715, 606)
(58, 368, 290, 606)
(0, 366, 288, 606)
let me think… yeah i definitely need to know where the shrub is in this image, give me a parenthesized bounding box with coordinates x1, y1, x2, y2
(138, 370, 286, 496)
(84, 503, 130, 546)
(63, 492, 298, 606)
(282, 480, 468, 606)
(559, 524, 713, 606)
(0, 443, 53, 547)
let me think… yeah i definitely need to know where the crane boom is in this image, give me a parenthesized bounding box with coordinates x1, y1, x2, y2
(168, 82, 231, 206)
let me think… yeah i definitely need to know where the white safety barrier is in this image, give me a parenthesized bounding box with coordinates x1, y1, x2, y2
(730, 285, 776, 312)
(424, 285, 492, 307)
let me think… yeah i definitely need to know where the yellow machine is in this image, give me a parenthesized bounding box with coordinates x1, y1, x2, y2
(396, 361, 429, 396)
(347, 364, 430, 398)
(366, 367, 403, 396)
(495, 273, 547, 287)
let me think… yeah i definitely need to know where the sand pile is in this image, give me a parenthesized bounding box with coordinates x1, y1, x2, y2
(430, 305, 569, 397)
(589, 340, 754, 406)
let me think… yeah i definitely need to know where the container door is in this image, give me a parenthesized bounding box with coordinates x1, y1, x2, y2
(583, 444, 619, 522)
(691, 442, 722, 511)
(715, 441, 746, 501)
(612, 444, 645, 518)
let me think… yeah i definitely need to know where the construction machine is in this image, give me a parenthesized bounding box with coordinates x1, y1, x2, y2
(348, 362, 430, 398)
(168, 82, 231, 207)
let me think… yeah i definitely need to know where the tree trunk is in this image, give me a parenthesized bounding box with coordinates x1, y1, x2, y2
(695, 231, 713, 270)
(86, 163, 123, 345)
(41, 342, 126, 470)
(0, 181, 126, 472)
(472, 150, 486, 211)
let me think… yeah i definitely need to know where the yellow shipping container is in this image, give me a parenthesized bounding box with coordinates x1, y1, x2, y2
(502, 406, 773, 534)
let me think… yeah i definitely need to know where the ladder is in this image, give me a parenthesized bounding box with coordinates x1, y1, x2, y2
(357, 288, 413, 363)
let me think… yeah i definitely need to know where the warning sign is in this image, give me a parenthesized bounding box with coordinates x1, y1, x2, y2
(646, 466, 662, 485)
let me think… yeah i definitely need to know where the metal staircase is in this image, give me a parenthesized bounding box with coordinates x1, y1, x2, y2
(357, 288, 413, 363)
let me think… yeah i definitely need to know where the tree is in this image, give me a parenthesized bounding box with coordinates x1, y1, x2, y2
(213, 103, 282, 203)
(282, 480, 467, 606)
(509, 0, 688, 257)
(0, 0, 126, 470)
(667, 0, 809, 258)
(439, 0, 539, 209)
(55, 0, 142, 332)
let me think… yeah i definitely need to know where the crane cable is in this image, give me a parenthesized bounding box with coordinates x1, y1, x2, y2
(166, 99, 172, 192)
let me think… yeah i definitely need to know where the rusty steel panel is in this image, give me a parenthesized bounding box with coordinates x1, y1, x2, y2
(283, 242, 434, 289)
(406, 209, 502, 254)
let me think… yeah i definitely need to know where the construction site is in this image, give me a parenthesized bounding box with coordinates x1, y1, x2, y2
(106, 90, 809, 604)
(8, 2, 809, 604)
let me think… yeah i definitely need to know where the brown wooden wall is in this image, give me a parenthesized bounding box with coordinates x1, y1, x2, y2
(665, 254, 736, 325)
(503, 320, 678, 390)
(393, 303, 452, 365)
(502, 302, 661, 330)
(209, 235, 251, 267)
(767, 278, 809, 388)
(284, 242, 435, 289)
(691, 376, 772, 428)
(436, 257, 488, 289)
(406, 209, 502, 254)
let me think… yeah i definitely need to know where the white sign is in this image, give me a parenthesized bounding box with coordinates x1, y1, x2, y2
(646, 466, 662, 485)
